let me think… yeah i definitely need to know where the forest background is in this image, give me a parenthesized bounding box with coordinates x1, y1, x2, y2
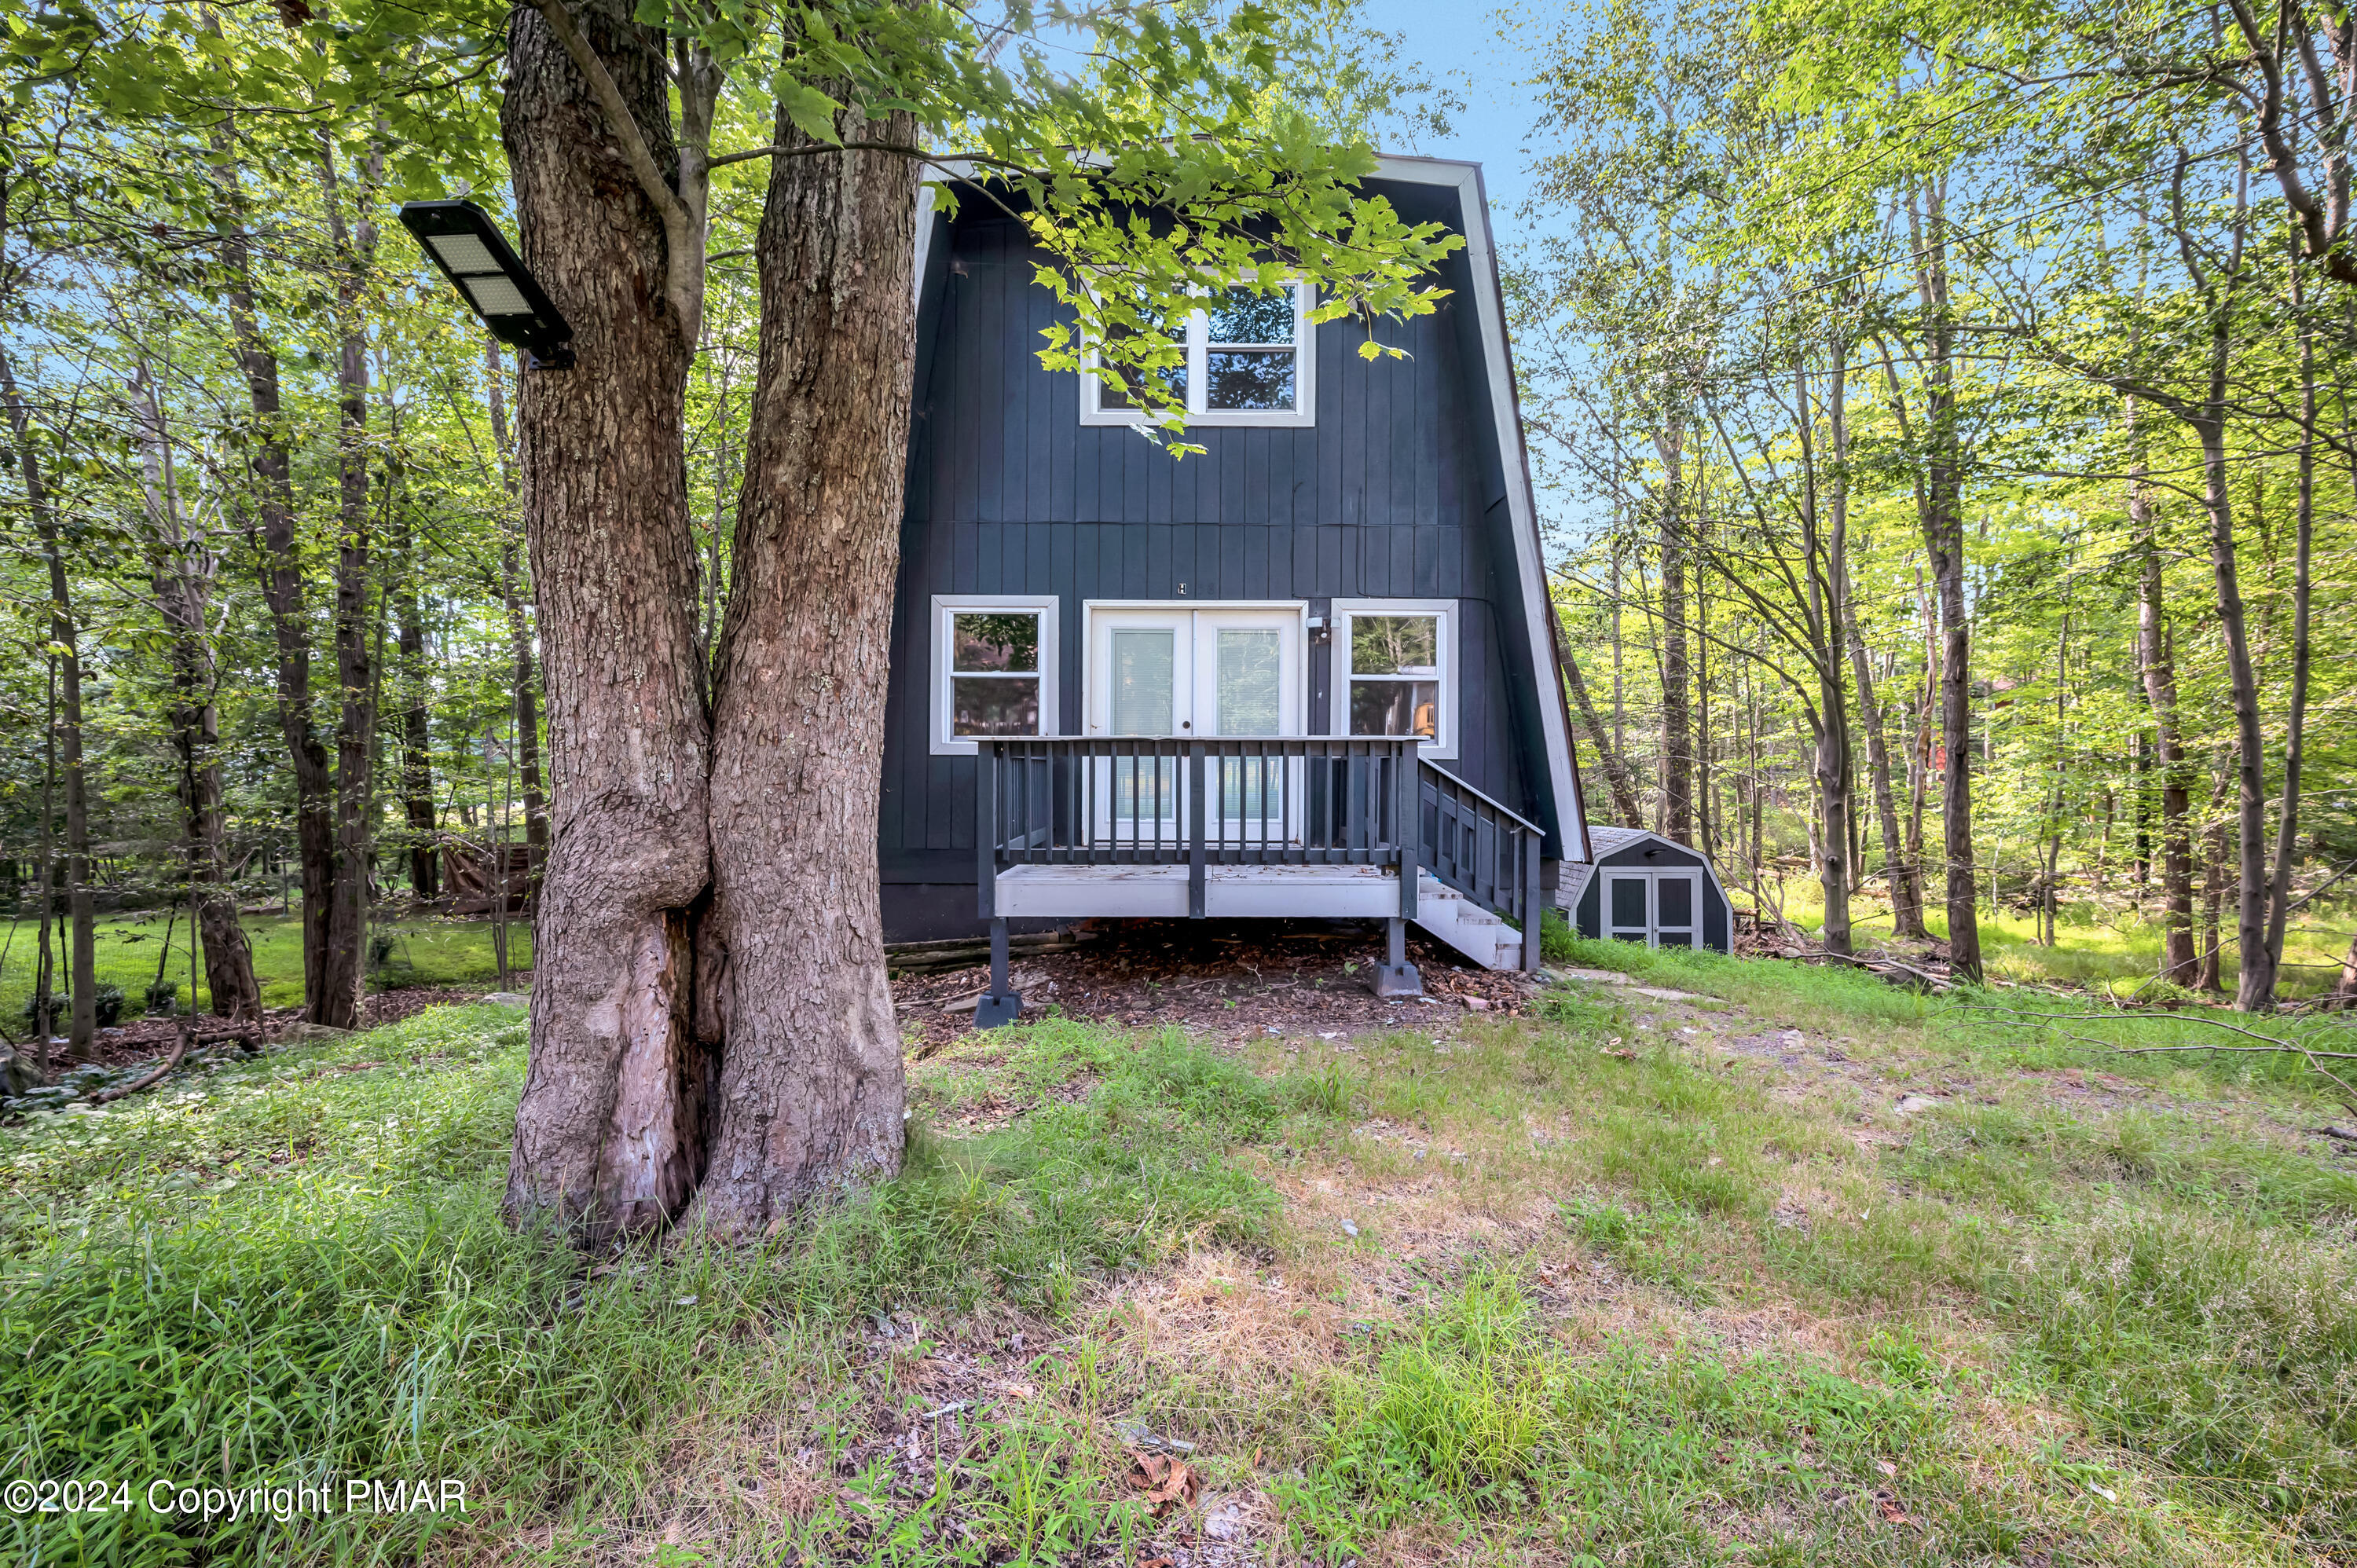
(2, 0, 2352, 1079)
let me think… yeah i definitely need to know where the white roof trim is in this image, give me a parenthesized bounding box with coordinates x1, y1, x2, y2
(910, 154, 1588, 861)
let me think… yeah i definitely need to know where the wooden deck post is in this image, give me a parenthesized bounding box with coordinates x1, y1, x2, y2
(974, 916, 1021, 1029)
(1188, 741, 1207, 918)
(1524, 829, 1544, 973)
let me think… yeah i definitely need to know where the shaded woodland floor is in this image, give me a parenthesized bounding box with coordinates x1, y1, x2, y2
(4, 932, 2355, 1565)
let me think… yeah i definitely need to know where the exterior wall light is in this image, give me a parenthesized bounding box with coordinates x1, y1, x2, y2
(397, 200, 574, 369)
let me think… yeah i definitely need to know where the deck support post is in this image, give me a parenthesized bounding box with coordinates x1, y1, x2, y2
(1373, 915, 1421, 998)
(974, 916, 1022, 1029)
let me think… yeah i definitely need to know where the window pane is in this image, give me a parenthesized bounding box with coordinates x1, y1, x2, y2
(1349, 679, 1437, 738)
(953, 612, 1038, 673)
(1206, 286, 1296, 345)
(1215, 629, 1281, 735)
(1351, 614, 1438, 676)
(1609, 877, 1648, 929)
(1657, 877, 1694, 927)
(1205, 350, 1295, 411)
(951, 676, 1039, 736)
(1098, 317, 1188, 410)
(1110, 628, 1175, 734)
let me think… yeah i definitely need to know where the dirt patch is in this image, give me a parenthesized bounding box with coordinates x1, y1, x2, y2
(893, 920, 1540, 1054)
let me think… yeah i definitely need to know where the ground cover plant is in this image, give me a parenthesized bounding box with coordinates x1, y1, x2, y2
(5, 945, 2355, 1564)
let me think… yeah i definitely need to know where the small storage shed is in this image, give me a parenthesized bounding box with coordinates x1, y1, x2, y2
(1562, 826, 1734, 954)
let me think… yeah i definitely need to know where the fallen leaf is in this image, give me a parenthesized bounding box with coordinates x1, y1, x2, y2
(1876, 1460, 1897, 1478)
(1001, 1380, 1036, 1400)
(1125, 1449, 1200, 1517)
(1875, 1489, 1911, 1524)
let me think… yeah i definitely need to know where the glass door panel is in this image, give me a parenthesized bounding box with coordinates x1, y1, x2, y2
(1194, 612, 1301, 841)
(1090, 611, 1192, 844)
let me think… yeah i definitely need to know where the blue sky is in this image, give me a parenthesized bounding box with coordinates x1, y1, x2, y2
(1356, 0, 1550, 253)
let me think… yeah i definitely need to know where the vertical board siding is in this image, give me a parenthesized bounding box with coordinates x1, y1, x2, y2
(882, 180, 1551, 888)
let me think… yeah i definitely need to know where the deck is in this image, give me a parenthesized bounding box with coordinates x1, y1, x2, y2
(966, 736, 1545, 1022)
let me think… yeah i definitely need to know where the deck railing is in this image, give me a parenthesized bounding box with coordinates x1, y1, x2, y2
(977, 737, 1420, 919)
(977, 735, 1545, 969)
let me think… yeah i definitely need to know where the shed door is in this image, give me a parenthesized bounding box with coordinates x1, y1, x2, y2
(1652, 871, 1701, 948)
(1601, 868, 1703, 948)
(1603, 871, 1652, 943)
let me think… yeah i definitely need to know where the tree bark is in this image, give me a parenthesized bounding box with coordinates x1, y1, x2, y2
(213, 138, 350, 1030)
(501, 0, 714, 1242)
(2131, 405, 2198, 984)
(317, 140, 378, 1031)
(2198, 753, 2231, 994)
(691, 98, 918, 1238)
(134, 366, 262, 1022)
(483, 342, 550, 897)
(1799, 355, 1853, 956)
(1560, 625, 1642, 825)
(2261, 266, 2316, 1003)
(393, 552, 438, 900)
(1, 347, 95, 1056)
(1912, 178, 1981, 981)
(1653, 425, 1693, 844)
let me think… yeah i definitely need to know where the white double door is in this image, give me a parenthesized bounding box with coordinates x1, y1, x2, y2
(1087, 606, 1303, 840)
(1601, 868, 1702, 948)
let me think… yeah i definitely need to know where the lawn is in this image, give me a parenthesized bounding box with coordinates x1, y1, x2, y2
(4, 947, 2354, 1564)
(0, 911, 533, 1023)
(1760, 881, 2355, 1001)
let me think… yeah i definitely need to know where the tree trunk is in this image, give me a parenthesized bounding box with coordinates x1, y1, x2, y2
(1560, 625, 1642, 825)
(691, 99, 918, 1238)
(2198, 753, 2231, 993)
(32, 654, 56, 1069)
(2, 347, 95, 1056)
(394, 560, 438, 900)
(484, 342, 550, 897)
(1654, 427, 1693, 843)
(318, 141, 378, 1031)
(134, 366, 262, 1023)
(1801, 355, 1852, 956)
(2130, 404, 2197, 982)
(214, 140, 348, 1030)
(1914, 179, 1981, 982)
(2261, 275, 2315, 1003)
(2192, 411, 2271, 1008)
(501, 0, 714, 1242)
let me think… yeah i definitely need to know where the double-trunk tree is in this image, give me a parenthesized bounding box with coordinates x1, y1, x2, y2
(499, 0, 916, 1241)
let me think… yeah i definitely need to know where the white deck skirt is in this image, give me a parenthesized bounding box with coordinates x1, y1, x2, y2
(992, 863, 1401, 919)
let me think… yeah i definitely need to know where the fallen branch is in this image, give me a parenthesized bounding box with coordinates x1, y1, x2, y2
(90, 1029, 189, 1105)
(2033, 1027, 2357, 1119)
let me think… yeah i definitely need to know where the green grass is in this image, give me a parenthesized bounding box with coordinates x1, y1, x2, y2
(1768, 879, 2354, 1000)
(0, 912, 535, 1020)
(6, 951, 2355, 1563)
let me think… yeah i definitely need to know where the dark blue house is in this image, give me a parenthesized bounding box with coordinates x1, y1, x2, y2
(878, 156, 1598, 1009)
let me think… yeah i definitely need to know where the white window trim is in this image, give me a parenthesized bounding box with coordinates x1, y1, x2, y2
(1080, 280, 1317, 428)
(930, 595, 1061, 757)
(1331, 598, 1457, 761)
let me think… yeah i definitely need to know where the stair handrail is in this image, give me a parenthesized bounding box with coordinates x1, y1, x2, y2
(1416, 759, 1545, 973)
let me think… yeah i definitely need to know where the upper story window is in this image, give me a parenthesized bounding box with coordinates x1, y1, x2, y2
(932, 595, 1060, 756)
(1332, 599, 1457, 760)
(1082, 280, 1316, 428)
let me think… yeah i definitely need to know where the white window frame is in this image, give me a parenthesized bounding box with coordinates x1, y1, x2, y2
(1080, 279, 1317, 429)
(1331, 598, 1457, 760)
(930, 595, 1061, 757)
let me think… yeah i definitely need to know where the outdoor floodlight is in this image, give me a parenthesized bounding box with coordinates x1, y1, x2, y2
(398, 200, 574, 368)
